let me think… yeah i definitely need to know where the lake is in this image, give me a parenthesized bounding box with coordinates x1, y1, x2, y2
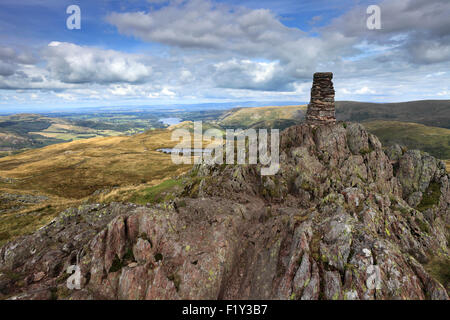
(159, 118, 181, 126)
(157, 148, 213, 154)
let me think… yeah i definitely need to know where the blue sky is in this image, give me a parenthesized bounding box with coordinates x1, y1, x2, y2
(0, 0, 449, 112)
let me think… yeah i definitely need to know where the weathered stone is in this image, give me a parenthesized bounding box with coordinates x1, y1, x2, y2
(0, 120, 448, 301)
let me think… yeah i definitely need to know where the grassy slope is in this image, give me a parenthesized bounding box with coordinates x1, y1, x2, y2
(363, 120, 450, 160)
(0, 129, 192, 199)
(336, 100, 450, 129)
(219, 105, 306, 128)
(0, 129, 195, 245)
(0, 114, 125, 155)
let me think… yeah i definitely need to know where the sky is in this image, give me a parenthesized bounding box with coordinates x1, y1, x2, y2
(0, 0, 449, 112)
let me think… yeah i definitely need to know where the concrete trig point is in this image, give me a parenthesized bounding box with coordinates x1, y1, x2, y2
(306, 72, 336, 125)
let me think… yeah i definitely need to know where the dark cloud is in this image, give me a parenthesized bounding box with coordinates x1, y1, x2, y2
(0, 46, 37, 78)
(0, 61, 16, 77)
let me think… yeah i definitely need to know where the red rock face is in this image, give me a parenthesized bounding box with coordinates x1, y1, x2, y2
(1, 123, 449, 300)
(306, 72, 336, 125)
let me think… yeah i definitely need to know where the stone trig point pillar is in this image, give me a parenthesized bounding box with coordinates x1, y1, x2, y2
(306, 72, 336, 125)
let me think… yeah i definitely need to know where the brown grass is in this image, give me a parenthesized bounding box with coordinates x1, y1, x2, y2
(220, 105, 306, 127)
(0, 128, 202, 244)
(0, 129, 193, 199)
(0, 192, 82, 246)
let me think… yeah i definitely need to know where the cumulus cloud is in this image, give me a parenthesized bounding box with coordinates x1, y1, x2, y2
(2, 0, 450, 107)
(0, 61, 16, 77)
(326, 0, 450, 65)
(106, 0, 353, 91)
(212, 59, 290, 91)
(354, 86, 376, 95)
(107, 0, 301, 51)
(44, 42, 153, 84)
(0, 46, 37, 77)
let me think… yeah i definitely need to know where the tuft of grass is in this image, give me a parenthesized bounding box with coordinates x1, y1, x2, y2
(167, 273, 181, 292)
(417, 182, 441, 212)
(359, 147, 373, 155)
(108, 255, 124, 273)
(129, 179, 183, 205)
(424, 257, 450, 294)
(1, 270, 23, 282)
(415, 218, 430, 234)
(108, 248, 136, 273)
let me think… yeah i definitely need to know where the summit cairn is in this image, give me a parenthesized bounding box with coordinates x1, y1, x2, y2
(306, 72, 336, 125)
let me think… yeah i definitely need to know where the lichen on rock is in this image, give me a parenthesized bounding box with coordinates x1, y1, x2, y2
(0, 122, 449, 300)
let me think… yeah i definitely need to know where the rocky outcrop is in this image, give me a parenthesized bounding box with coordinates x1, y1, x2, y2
(0, 122, 448, 300)
(306, 72, 336, 125)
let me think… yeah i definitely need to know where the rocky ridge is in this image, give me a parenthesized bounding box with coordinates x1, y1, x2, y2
(0, 122, 449, 300)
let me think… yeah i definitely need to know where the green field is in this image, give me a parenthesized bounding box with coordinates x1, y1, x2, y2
(336, 100, 450, 129)
(0, 113, 170, 157)
(363, 120, 450, 160)
(219, 105, 306, 128)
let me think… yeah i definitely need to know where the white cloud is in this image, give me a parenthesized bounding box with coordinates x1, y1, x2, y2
(44, 42, 153, 84)
(108, 85, 139, 96)
(148, 86, 176, 98)
(212, 59, 287, 91)
(2, 0, 450, 108)
(54, 92, 76, 100)
(355, 87, 376, 95)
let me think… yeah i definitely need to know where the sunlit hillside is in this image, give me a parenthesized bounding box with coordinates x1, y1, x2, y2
(0, 129, 192, 245)
(0, 129, 192, 199)
(219, 105, 306, 128)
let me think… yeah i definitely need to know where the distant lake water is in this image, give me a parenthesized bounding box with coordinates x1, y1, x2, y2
(159, 117, 181, 126)
(157, 148, 213, 155)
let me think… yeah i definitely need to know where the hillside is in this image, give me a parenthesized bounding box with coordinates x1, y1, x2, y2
(0, 112, 178, 157)
(0, 122, 448, 300)
(0, 127, 196, 199)
(336, 100, 450, 129)
(216, 100, 450, 130)
(0, 129, 192, 246)
(0, 114, 123, 157)
(219, 105, 306, 128)
(364, 121, 450, 160)
(213, 103, 450, 170)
